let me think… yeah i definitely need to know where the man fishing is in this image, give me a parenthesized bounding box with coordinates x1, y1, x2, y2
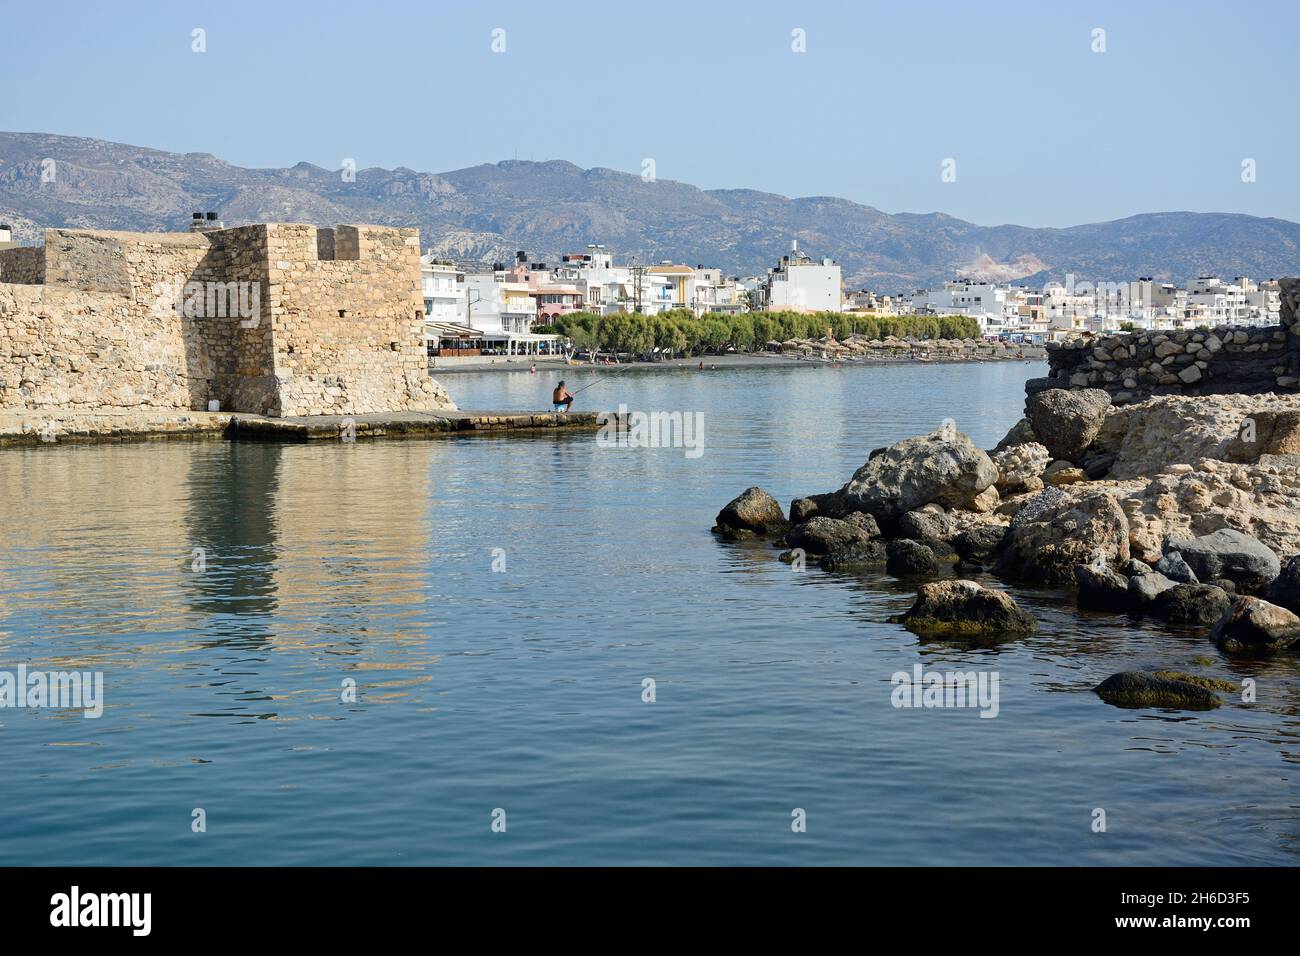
(552, 380, 575, 413)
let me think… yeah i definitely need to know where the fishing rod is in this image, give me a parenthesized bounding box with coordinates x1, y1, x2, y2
(570, 362, 638, 395)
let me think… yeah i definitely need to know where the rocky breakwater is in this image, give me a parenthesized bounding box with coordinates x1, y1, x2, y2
(712, 373, 1300, 709)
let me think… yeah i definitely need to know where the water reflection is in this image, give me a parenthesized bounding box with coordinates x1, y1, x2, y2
(1, 361, 1298, 865)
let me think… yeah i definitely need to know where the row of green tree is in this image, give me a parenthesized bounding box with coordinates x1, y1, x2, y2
(534, 311, 981, 357)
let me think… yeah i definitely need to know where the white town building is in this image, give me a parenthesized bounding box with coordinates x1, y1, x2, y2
(757, 241, 842, 313)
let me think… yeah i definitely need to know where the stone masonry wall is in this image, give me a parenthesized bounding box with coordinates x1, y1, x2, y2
(0, 246, 45, 284)
(1041, 277, 1300, 404)
(258, 224, 439, 416)
(0, 224, 455, 416)
(0, 283, 197, 408)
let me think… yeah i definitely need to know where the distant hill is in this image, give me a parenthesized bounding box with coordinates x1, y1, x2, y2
(2, 131, 1297, 291)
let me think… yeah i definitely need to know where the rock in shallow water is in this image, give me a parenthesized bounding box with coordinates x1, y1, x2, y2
(995, 487, 1130, 585)
(954, 524, 1007, 563)
(819, 540, 888, 571)
(714, 486, 786, 536)
(1128, 571, 1176, 608)
(1210, 595, 1300, 653)
(1164, 528, 1281, 592)
(896, 508, 958, 554)
(1265, 555, 1300, 614)
(1154, 552, 1198, 584)
(891, 579, 1035, 639)
(1094, 671, 1222, 710)
(1074, 562, 1131, 611)
(785, 513, 878, 554)
(885, 539, 939, 576)
(1150, 583, 1233, 625)
(788, 496, 820, 523)
(1119, 558, 1153, 577)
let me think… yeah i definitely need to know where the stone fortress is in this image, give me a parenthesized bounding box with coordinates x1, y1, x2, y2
(0, 220, 455, 417)
(1042, 277, 1300, 404)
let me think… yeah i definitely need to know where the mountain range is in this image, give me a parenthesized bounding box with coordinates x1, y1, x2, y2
(1, 131, 1297, 291)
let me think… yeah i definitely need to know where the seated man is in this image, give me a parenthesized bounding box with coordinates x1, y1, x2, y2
(552, 381, 575, 412)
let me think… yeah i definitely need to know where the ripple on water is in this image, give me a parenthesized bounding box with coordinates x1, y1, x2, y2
(1, 362, 1297, 865)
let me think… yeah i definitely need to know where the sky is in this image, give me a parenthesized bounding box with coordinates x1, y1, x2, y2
(3, 0, 1298, 227)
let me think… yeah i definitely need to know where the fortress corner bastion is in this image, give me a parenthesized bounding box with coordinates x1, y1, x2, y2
(0, 223, 456, 417)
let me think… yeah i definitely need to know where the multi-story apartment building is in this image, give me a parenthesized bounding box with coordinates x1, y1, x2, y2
(913, 279, 1026, 333)
(420, 257, 465, 325)
(647, 263, 696, 311)
(755, 242, 842, 313)
(692, 266, 745, 315)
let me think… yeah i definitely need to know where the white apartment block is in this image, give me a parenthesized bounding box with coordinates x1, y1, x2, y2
(420, 257, 466, 325)
(915, 280, 1026, 333)
(758, 241, 842, 313)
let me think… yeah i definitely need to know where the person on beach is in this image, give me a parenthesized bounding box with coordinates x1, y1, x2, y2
(552, 381, 575, 413)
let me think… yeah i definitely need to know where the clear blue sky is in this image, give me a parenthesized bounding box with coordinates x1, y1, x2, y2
(4, 0, 1297, 227)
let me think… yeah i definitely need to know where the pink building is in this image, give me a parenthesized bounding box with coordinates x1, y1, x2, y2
(533, 284, 583, 322)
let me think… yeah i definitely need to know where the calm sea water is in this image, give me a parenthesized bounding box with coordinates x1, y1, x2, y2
(2, 361, 1297, 866)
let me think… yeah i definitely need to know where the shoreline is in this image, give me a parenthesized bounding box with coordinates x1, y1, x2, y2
(1, 358, 1045, 446)
(433, 348, 1046, 375)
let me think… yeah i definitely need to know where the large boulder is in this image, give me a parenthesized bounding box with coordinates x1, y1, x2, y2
(714, 486, 786, 537)
(1154, 552, 1198, 584)
(1026, 387, 1111, 462)
(954, 524, 1007, 563)
(1094, 672, 1221, 710)
(995, 487, 1130, 585)
(1119, 558, 1153, 577)
(789, 497, 820, 523)
(991, 441, 1050, 495)
(1163, 528, 1281, 592)
(1150, 583, 1233, 625)
(890, 579, 1035, 639)
(819, 539, 888, 571)
(1264, 555, 1300, 615)
(786, 514, 879, 554)
(896, 508, 958, 553)
(885, 539, 939, 577)
(1127, 571, 1176, 608)
(1074, 562, 1131, 612)
(837, 427, 997, 518)
(1210, 596, 1300, 653)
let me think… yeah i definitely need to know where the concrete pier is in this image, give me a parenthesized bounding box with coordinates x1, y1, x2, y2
(0, 407, 609, 446)
(228, 410, 609, 442)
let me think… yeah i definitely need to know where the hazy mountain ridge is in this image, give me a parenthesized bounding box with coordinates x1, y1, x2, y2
(2, 132, 1297, 290)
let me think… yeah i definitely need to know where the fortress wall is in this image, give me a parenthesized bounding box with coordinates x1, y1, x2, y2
(1, 229, 223, 410)
(0, 283, 194, 408)
(1040, 278, 1300, 403)
(261, 224, 439, 417)
(0, 223, 454, 416)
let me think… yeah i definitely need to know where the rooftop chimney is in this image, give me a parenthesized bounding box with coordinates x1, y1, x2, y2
(190, 211, 225, 233)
